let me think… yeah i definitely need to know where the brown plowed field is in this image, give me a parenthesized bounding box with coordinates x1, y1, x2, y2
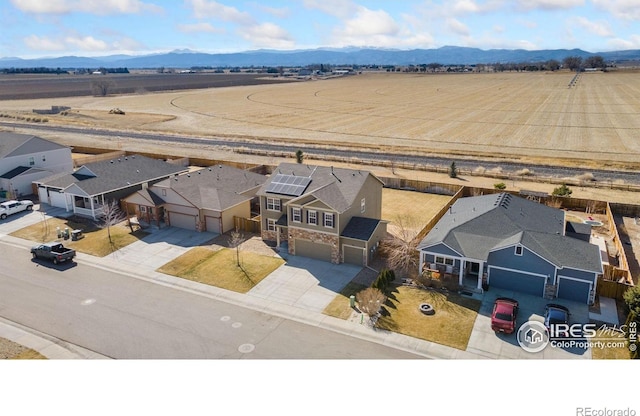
(2, 70, 640, 167)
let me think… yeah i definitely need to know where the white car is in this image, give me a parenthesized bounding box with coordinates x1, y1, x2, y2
(0, 200, 34, 219)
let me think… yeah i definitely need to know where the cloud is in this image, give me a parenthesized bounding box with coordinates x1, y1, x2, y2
(10, 0, 162, 15)
(241, 22, 295, 49)
(592, 0, 640, 21)
(23, 33, 144, 54)
(177, 22, 224, 34)
(185, 0, 254, 25)
(338, 7, 400, 37)
(254, 4, 291, 19)
(446, 18, 470, 37)
(516, 0, 584, 11)
(23, 34, 66, 51)
(571, 16, 614, 37)
(608, 34, 640, 49)
(302, 0, 357, 19)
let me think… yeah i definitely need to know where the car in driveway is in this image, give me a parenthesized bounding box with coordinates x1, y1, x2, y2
(491, 297, 519, 334)
(544, 304, 571, 337)
(0, 199, 34, 219)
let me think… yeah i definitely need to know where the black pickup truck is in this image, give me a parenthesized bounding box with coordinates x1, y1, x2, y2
(31, 242, 76, 264)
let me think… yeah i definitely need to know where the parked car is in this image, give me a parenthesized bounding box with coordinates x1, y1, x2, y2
(31, 242, 76, 264)
(0, 199, 34, 219)
(544, 304, 571, 337)
(491, 297, 519, 334)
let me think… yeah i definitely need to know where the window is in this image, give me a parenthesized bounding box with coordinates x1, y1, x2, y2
(435, 256, 454, 266)
(42, 155, 46, 162)
(267, 218, 276, 231)
(267, 197, 281, 211)
(360, 198, 366, 213)
(161, 189, 167, 196)
(140, 206, 147, 213)
(29, 157, 35, 166)
(323, 212, 334, 228)
(291, 207, 301, 223)
(307, 210, 317, 225)
(515, 245, 523, 256)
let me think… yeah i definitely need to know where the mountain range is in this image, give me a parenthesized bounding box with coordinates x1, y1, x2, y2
(2, 46, 640, 69)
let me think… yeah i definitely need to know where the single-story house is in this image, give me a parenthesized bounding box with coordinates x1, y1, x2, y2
(257, 163, 387, 266)
(0, 132, 73, 198)
(34, 155, 188, 219)
(417, 193, 603, 304)
(124, 164, 266, 232)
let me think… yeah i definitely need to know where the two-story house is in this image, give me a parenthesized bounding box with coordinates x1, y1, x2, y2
(258, 163, 387, 266)
(0, 132, 73, 199)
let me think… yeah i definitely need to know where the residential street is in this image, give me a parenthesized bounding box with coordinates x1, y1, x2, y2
(0, 242, 422, 359)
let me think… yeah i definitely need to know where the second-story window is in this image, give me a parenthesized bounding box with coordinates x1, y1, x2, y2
(29, 157, 35, 166)
(267, 197, 281, 211)
(323, 212, 334, 228)
(291, 207, 301, 223)
(307, 210, 317, 225)
(361, 198, 366, 213)
(267, 218, 276, 231)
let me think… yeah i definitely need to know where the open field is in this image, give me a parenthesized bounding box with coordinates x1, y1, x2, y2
(3, 71, 640, 168)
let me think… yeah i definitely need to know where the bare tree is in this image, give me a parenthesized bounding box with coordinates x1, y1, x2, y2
(229, 227, 244, 267)
(100, 200, 126, 243)
(380, 214, 421, 277)
(91, 78, 114, 96)
(356, 288, 387, 320)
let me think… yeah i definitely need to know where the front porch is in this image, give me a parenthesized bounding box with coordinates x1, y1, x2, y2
(420, 252, 487, 293)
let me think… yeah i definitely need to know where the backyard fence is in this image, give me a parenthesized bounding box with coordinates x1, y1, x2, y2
(234, 216, 261, 234)
(597, 277, 632, 301)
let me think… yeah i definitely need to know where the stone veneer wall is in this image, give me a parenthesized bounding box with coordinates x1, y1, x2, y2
(288, 228, 340, 264)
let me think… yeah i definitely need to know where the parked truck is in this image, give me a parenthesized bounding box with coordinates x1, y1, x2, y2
(31, 242, 76, 264)
(0, 199, 34, 220)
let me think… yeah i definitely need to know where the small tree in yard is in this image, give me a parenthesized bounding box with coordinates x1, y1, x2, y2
(380, 214, 421, 277)
(552, 184, 572, 197)
(229, 228, 244, 267)
(91, 78, 114, 96)
(295, 149, 304, 164)
(449, 161, 457, 178)
(623, 285, 640, 358)
(494, 182, 506, 190)
(356, 287, 387, 322)
(100, 200, 126, 243)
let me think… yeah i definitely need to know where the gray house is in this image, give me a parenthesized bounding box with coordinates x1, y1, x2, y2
(0, 132, 73, 198)
(35, 155, 187, 219)
(258, 163, 387, 266)
(417, 193, 603, 304)
(124, 164, 266, 232)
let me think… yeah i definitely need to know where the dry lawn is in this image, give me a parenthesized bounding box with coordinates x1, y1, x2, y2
(0, 338, 46, 359)
(10, 217, 147, 257)
(376, 286, 481, 350)
(157, 247, 284, 293)
(382, 188, 452, 237)
(590, 328, 631, 360)
(323, 281, 369, 319)
(4, 71, 640, 167)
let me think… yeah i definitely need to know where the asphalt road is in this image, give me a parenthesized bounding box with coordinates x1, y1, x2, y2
(2, 121, 639, 184)
(0, 242, 421, 359)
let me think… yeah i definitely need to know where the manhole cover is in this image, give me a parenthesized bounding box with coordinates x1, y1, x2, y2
(220, 316, 231, 322)
(232, 322, 242, 328)
(238, 344, 255, 353)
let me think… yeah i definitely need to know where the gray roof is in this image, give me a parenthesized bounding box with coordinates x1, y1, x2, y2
(153, 165, 266, 211)
(258, 163, 381, 213)
(342, 217, 382, 241)
(418, 193, 601, 273)
(0, 132, 68, 158)
(36, 155, 187, 196)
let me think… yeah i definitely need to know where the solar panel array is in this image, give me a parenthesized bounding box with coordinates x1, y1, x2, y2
(265, 174, 312, 196)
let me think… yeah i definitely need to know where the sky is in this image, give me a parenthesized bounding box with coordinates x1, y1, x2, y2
(1, 0, 640, 58)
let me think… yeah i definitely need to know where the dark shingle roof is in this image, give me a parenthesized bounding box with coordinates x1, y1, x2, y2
(341, 217, 382, 241)
(258, 163, 381, 213)
(418, 193, 601, 273)
(37, 155, 187, 196)
(0, 132, 68, 158)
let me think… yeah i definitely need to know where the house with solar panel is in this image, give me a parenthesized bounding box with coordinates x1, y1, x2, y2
(257, 163, 387, 266)
(417, 193, 603, 304)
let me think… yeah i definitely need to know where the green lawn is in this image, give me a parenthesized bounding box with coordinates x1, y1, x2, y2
(10, 217, 147, 257)
(376, 286, 481, 350)
(157, 247, 284, 293)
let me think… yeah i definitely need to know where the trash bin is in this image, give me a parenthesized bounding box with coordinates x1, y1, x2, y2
(63, 228, 70, 239)
(56, 227, 62, 238)
(71, 229, 83, 241)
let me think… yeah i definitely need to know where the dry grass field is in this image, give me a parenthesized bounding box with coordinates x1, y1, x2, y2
(2, 70, 640, 167)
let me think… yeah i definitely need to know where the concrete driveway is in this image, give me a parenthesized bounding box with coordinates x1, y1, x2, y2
(467, 287, 592, 359)
(248, 255, 362, 312)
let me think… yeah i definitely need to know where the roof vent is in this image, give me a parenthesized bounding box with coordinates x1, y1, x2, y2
(132, 155, 135, 159)
(124, 157, 128, 161)
(187, 174, 191, 177)
(198, 171, 201, 174)
(208, 167, 212, 171)
(110, 160, 114, 164)
(136, 169, 140, 173)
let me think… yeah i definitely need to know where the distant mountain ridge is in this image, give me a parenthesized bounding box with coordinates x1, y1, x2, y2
(2, 46, 639, 69)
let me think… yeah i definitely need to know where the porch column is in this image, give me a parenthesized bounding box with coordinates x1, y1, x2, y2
(458, 260, 464, 286)
(419, 251, 424, 274)
(90, 197, 96, 220)
(477, 261, 484, 290)
(276, 226, 281, 250)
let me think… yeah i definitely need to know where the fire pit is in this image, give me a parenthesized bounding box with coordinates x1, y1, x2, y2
(419, 303, 435, 315)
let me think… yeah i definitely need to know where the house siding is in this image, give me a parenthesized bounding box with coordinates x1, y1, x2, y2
(556, 267, 597, 284)
(339, 175, 382, 234)
(488, 245, 555, 281)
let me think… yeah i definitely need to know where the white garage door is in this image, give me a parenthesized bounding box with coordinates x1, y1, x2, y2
(49, 190, 68, 209)
(169, 212, 197, 230)
(205, 216, 221, 234)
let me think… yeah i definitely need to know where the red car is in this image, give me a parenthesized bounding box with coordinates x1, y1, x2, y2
(491, 297, 519, 334)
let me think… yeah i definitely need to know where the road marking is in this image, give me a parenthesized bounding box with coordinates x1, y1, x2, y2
(232, 322, 242, 328)
(220, 316, 230, 321)
(81, 298, 96, 306)
(238, 344, 255, 353)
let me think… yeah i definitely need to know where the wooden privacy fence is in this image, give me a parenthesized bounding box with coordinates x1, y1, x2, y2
(234, 216, 261, 234)
(597, 278, 632, 301)
(73, 150, 126, 167)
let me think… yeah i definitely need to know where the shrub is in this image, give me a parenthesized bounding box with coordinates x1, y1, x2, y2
(449, 161, 457, 178)
(552, 184, 572, 197)
(494, 182, 506, 190)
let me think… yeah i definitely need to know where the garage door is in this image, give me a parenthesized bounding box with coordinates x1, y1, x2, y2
(343, 245, 365, 266)
(168, 212, 197, 230)
(557, 277, 591, 304)
(295, 239, 332, 262)
(205, 216, 221, 234)
(489, 268, 545, 296)
(49, 190, 68, 209)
